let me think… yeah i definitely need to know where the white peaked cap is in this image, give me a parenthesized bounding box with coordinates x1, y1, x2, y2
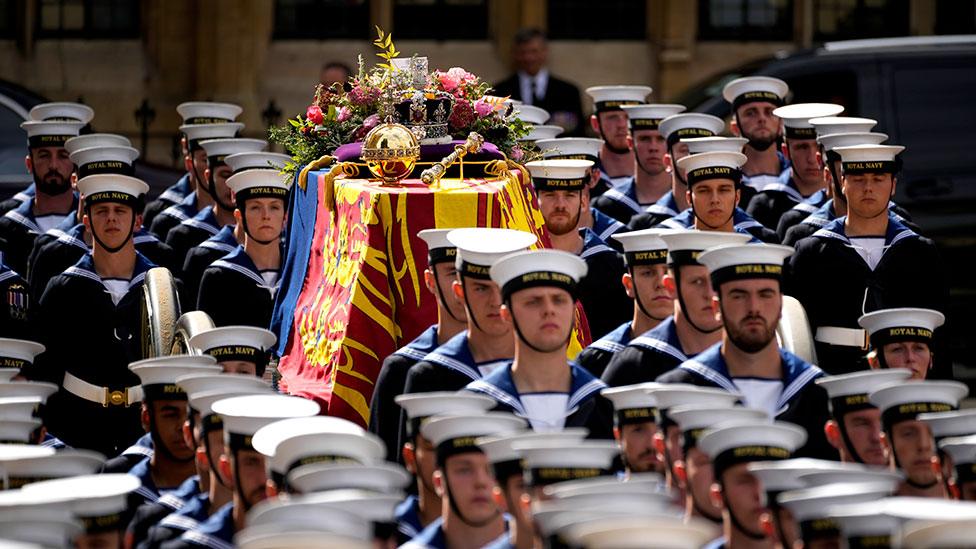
(938, 434, 976, 464)
(64, 133, 130, 155)
(75, 174, 149, 199)
(394, 391, 496, 419)
(670, 405, 768, 433)
(868, 380, 968, 416)
(287, 461, 410, 494)
(187, 388, 270, 417)
(251, 416, 385, 472)
(176, 373, 269, 397)
(778, 481, 898, 521)
(28, 102, 94, 123)
(417, 228, 454, 251)
(516, 440, 620, 470)
(129, 355, 218, 369)
(585, 85, 653, 105)
(0, 419, 41, 443)
(563, 515, 716, 549)
(601, 383, 663, 411)
(798, 468, 903, 487)
(521, 124, 563, 141)
(515, 105, 551, 125)
(657, 229, 751, 255)
(180, 123, 244, 142)
(0, 340, 44, 363)
(244, 497, 371, 540)
(681, 136, 748, 154)
(834, 144, 905, 164)
(20, 120, 84, 140)
(128, 362, 222, 388)
(542, 472, 663, 499)
(722, 76, 789, 104)
(809, 116, 877, 137)
(858, 307, 945, 337)
(21, 473, 139, 519)
(900, 520, 976, 549)
(646, 384, 743, 411)
(772, 103, 845, 128)
(621, 104, 686, 123)
(420, 413, 527, 447)
(447, 227, 537, 268)
(188, 326, 277, 354)
(817, 131, 888, 152)
(815, 369, 912, 398)
(675, 150, 747, 173)
(747, 458, 860, 493)
(0, 382, 58, 400)
(610, 229, 667, 254)
(199, 138, 267, 158)
(0, 396, 42, 420)
(917, 409, 976, 439)
(226, 168, 288, 195)
(696, 243, 794, 275)
(489, 249, 588, 290)
(657, 113, 725, 142)
(224, 152, 290, 173)
(293, 488, 404, 522)
(698, 421, 807, 460)
(212, 394, 320, 436)
(476, 428, 589, 463)
(525, 159, 594, 180)
(0, 449, 105, 481)
(69, 145, 139, 168)
(177, 102, 243, 124)
(536, 138, 603, 160)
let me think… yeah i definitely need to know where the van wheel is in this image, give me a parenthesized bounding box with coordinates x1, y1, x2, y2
(778, 296, 818, 365)
(141, 267, 181, 358)
(171, 311, 215, 355)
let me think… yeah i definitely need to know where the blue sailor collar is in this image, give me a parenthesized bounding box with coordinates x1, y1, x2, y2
(52, 222, 87, 250)
(677, 343, 824, 412)
(183, 206, 220, 236)
(599, 173, 634, 190)
(599, 179, 642, 214)
(813, 210, 919, 247)
(198, 225, 238, 254)
(629, 316, 687, 363)
(127, 457, 161, 504)
(466, 361, 606, 418)
(740, 152, 791, 192)
(421, 331, 508, 382)
(645, 191, 680, 218)
(158, 192, 199, 223)
(580, 227, 615, 260)
(158, 173, 192, 204)
(157, 474, 201, 512)
(179, 502, 234, 549)
(395, 494, 423, 540)
(63, 252, 155, 295)
(211, 245, 279, 292)
(800, 199, 836, 228)
(53, 212, 79, 232)
(4, 193, 79, 234)
(133, 228, 161, 246)
(587, 321, 633, 354)
(121, 432, 154, 458)
(758, 175, 805, 202)
(591, 208, 625, 241)
(658, 207, 764, 238)
(39, 432, 68, 450)
(158, 492, 210, 533)
(394, 325, 440, 362)
(11, 184, 35, 203)
(402, 517, 446, 549)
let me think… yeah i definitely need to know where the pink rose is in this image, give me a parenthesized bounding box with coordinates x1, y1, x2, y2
(437, 70, 461, 92)
(306, 105, 324, 125)
(510, 144, 524, 161)
(337, 106, 351, 122)
(473, 98, 493, 118)
(363, 114, 380, 131)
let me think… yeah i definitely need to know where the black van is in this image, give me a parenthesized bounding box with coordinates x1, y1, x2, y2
(675, 35, 976, 377)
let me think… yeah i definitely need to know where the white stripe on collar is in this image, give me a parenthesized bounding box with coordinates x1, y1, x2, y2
(183, 217, 220, 235)
(424, 352, 481, 381)
(467, 381, 526, 415)
(211, 259, 274, 290)
(679, 360, 738, 393)
(4, 211, 41, 234)
(629, 335, 687, 362)
(600, 189, 642, 213)
(777, 363, 822, 410)
(581, 243, 614, 259)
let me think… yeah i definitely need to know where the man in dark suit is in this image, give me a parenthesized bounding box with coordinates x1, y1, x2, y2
(493, 28, 584, 136)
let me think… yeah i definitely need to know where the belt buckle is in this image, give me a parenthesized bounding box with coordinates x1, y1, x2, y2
(862, 331, 870, 351)
(104, 389, 126, 407)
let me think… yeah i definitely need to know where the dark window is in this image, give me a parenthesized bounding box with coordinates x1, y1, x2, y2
(394, 0, 488, 40)
(0, 0, 16, 39)
(548, 0, 646, 40)
(273, 0, 370, 40)
(36, 0, 140, 39)
(935, 0, 976, 35)
(813, 0, 909, 42)
(782, 70, 859, 114)
(698, 0, 794, 41)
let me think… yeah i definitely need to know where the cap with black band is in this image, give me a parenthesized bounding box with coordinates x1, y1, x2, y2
(675, 150, 747, 189)
(65, 133, 131, 156)
(188, 326, 277, 376)
(835, 144, 905, 176)
(515, 440, 619, 487)
(858, 307, 944, 350)
(778, 482, 897, 545)
(772, 103, 845, 141)
(417, 229, 457, 266)
(698, 420, 806, 479)
(224, 151, 291, 174)
(536, 138, 603, 163)
(0, 339, 45, 373)
(696, 243, 793, 289)
(525, 159, 593, 193)
(128, 358, 221, 402)
(621, 104, 686, 132)
(421, 413, 526, 467)
(939, 434, 976, 485)
(29, 102, 94, 123)
(21, 120, 85, 149)
(489, 249, 587, 302)
(477, 429, 589, 485)
(69, 145, 139, 178)
(682, 136, 747, 155)
(21, 474, 139, 535)
(179, 122, 243, 153)
(722, 76, 789, 112)
(447, 227, 537, 282)
(601, 383, 662, 427)
(177, 102, 243, 126)
(585, 85, 652, 114)
(658, 113, 725, 149)
(394, 391, 497, 440)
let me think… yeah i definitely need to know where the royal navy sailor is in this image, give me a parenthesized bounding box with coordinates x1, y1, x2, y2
(583, 85, 652, 193)
(859, 307, 945, 380)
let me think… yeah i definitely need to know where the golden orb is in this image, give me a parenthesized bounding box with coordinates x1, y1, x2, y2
(361, 122, 421, 185)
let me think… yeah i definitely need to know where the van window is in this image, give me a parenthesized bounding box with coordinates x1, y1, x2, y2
(782, 70, 859, 113)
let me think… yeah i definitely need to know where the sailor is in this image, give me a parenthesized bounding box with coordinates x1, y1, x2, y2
(535, 137, 625, 239)
(166, 137, 268, 274)
(721, 76, 791, 212)
(180, 150, 289, 307)
(602, 230, 750, 387)
(0, 253, 30, 339)
(143, 102, 243, 229)
(168, 394, 319, 547)
(600, 384, 666, 474)
(591, 104, 685, 224)
(0, 336, 44, 382)
(859, 307, 945, 380)
(745, 103, 844, 230)
(919, 409, 976, 498)
(0, 443, 103, 488)
(777, 480, 898, 549)
(575, 229, 672, 378)
(401, 413, 526, 549)
(402, 228, 536, 395)
(369, 229, 467, 463)
(30, 174, 154, 456)
(186, 326, 276, 378)
(697, 420, 807, 549)
(787, 144, 948, 376)
(627, 113, 725, 230)
(525, 159, 630, 339)
(583, 85, 652, 192)
(869, 380, 968, 498)
(815, 369, 912, 466)
(0, 111, 86, 274)
(393, 392, 498, 544)
(196, 168, 287, 328)
(938, 435, 976, 501)
(465, 249, 614, 438)
(658, 243, 835, 459)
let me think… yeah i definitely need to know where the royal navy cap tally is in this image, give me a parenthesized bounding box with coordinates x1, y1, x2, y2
(179, 122, 244, 149)
(858, 307, 944, 348)
(585, 85, 652, 113)
(21, 473, 139, 533)
(177, 102, 243, 125)
(76, 174, 149, 209)
(809, 116, 878, 138)
(21, 120, 85, 148)
(621, 104, 686, 131)
(657, 229, 751, 267)
(29, 102, 94, 123)
(817, 131, 888, 153)
(224, 151, 291, 174)
(70, 145, 139, 178)
(747, 458, 857, 494)
(199, 138, 267, 164)
(447, 227, 537, 279)
(816, 369, 912, 417)
(698, 421, 807, 476)
(515, 105, 551, 125)
(611, 229, 668, 267)
(536, 137, 603, 162)
(827, 500, 903, 548)
(0, 339, 44, 372)
(772, 103, 845, 140)
(189, 326, 277, 362)
(562, 515, 715, 549)
(682, 136, 748, 155)
(64, 133, 131, 155)
(489, 249, 587, 300)
(918, 409, 976, 442)
(939, 434, 976, 484)
(647, 385, 743, 428)
(211, 394, 320, 452)
(420, 413, 527, 464)
(0, 382, 58, 400)
(525, 158, 593, 192)
(697, 243, 793, 287)
(287, 461, 411, 495)
(602, 383, 663, 426)
(868, 380, 968, 427)
(778, 482, 897, 542)
(658, 113, 725, 147)
(476, 429, 589, 482)
(515, 440, 619, 486)
(722, 76, 789, 110)
(835, 143, 905, 175)
(128, 358, 222, 401)
(671, 405, 768, 452)
(0, 448, 105, 489)
(675, 150, 747, 188)
(226, 169, 289, 204)
(417, 228, 457, 265)
(243, 497, 372, 543)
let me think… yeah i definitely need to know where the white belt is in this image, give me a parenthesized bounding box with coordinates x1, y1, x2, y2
(63, 372, 143, 407)
(815, 327, 869, 350)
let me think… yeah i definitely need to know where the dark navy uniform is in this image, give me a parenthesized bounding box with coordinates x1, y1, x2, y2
(466, 362, 614, 439)
(577, 228, 631, 340)
(394, 494, 424, 545)
(31, 253, 154, 455)
(591, 179, 650, 224)
(657, 207, 778, 244)
(163, 502, 233, 549)
(401, 517, 446, 549)
(0, 194, 78, 275)
(626, 190, 681, 231)
(0, 184, 34, 217)
(143, 173, 193, 230)
(744, 175, 809, 231)
(102, 432, 154, 473)
(196, 245, 279, 328)
(403, 332, 511, 395)
(602, 316, 691, 387)
(0, 257, 30, 339)
(149, 193, 199, 241)
(180, 225, 238, 309)
(368, 324, 439, 463)
(775, 190, 826, 241)
(787, 213, 947, 376)
(782, 198, 915, 248)
(141, 492, 211, 549)
(165, 207, 222, 275)
(127, 474, 200, 548)
(574, 321, 632, 379)
(590, 207, 626, 244)
(738, 151, 791, 213)
(657, 343, 834, 459)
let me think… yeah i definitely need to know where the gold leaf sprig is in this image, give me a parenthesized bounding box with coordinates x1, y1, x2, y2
(373, 26, 400, 71)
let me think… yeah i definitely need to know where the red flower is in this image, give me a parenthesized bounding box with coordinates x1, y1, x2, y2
(449, 99, 475, 130)
(306, 105, 324, 125)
